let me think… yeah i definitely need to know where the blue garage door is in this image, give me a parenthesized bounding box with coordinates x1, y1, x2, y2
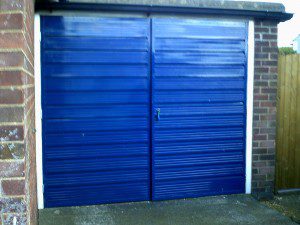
(41, 16, 247, 207)
(41, 16, 151, 207)
(151, 19, 247, 200)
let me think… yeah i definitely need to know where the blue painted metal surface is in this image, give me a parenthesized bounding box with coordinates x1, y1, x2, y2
(41, 16, 151, 207)
(41, 16, 248, 207)
(151, 18, 247, 200)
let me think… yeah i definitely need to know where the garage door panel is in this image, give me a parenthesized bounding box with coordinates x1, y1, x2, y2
(154, 127, 244, 142)
(152, 18, 247, 200)
(44, 91, 148, 105)
(45, 157, 149, 174)
(43, 37, 148, 51)
(154, 115, 244, 129)
(153, 176, 245, 200)
(43, 64, 149, 78)
(154, 164, 244, 178)
(153, 104, 245, 116)
(44, 105, 148, 119)
(45, 182, 149, 207)
(154, 91, 245, 103)
(44, 143, 148, 160)
(154, 39, 245, 52)
(152, 19, 246, 39)
(153, 65, 245, 78)
(44, 51, 149, 64)
(45, 169, 149, 185)
(42, 16, 149, 37)
(154, 152, 244, 167)
(44, 118, 148, 133)
(154, 52, 245, 65)
(155, 140, 244, 155)
(44, 77, 148, 91)
(42, 16, 151, 207)
(154, 77, 245, 90)
(44, 130, 148, 147)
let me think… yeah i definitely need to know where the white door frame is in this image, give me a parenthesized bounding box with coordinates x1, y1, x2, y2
(246, 20, 254, 194)
(34, 14, 44, 209)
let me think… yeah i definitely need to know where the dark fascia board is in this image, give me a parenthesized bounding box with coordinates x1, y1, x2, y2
(35, 2, 293, 22)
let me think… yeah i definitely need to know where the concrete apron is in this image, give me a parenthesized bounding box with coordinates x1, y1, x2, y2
(39, 194, 297, 225)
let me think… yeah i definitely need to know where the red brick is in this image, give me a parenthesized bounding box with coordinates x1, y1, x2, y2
(269, 67, 278, 73)
(253, 20, 279, 197)
(0, 89, 24, 104)
(255, 34, 261, 39)
(0, 32, 24, 49)
(3, 213, 27, 224)
(0, 71, 26, 86)
(1, 179, 25, 196)
(255, 67, 269, 73)
(0, 197, 26, 213)
(270, 28, 278, 33)
(261, 21, 277, 26)
(0, 161, 24, 177)
(0, 0, 36, 224)
(262, 47, 278, 53)
(0, 106, 23, 123)
(0, 13, 23, 30)
(255, 27, 269, 33)
(260, 101, 276, 107)
(0, 142, 24, 159)
(262, 61, 277, 66)
(0, 0, 24, 11)
(253, 134, 267, 141)
(0, 125, 24, 141)
(0, 51, 25, 68)
(261, 87, 277, 94)
(262, 34, 277, 40)
(254, 94, 268, 100)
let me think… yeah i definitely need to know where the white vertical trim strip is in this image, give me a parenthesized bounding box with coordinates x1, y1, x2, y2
(246, 20, 254, 194)
(34, 14, 44, 209)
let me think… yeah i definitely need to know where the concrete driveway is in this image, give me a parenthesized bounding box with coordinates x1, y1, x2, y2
(39, 194, 297, 225)
(263, 194, 300, 224)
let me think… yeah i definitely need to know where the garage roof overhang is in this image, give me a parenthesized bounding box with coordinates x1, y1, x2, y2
(35, 0, 293, 22)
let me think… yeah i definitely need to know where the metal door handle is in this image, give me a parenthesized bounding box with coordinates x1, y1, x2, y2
(155, 108, 161, 121)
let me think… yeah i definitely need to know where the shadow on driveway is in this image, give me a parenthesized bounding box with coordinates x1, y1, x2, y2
(39, 194, 297, 225)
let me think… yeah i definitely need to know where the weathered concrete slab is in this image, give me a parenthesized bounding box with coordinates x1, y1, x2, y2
(39, 194, 297, 225)
(263, 193, 300, 224)
(63, 0, 285, 12)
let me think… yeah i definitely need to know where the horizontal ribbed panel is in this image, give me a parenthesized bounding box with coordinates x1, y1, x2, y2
(45, 182, 149, 207)
(44, 51, 149, 64)
(42, 16, 149, 37)
(154, 65, 245, 78)
(44, 143, 148, 160)
(43, 65, 149, 77)
(44, 105, 149, 119)
(44, 91, 149, 105)
(153, 19, 246, 39)
(41, 16, 151, 207)
(43, 37, 148, 51)
(151, 18, 247, 200)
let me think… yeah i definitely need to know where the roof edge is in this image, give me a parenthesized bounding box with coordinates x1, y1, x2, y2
(35, 2, 293, 22)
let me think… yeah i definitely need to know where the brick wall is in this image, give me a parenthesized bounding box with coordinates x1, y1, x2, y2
(0, 0, 37, 224)
(252, 20, 278, 199)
